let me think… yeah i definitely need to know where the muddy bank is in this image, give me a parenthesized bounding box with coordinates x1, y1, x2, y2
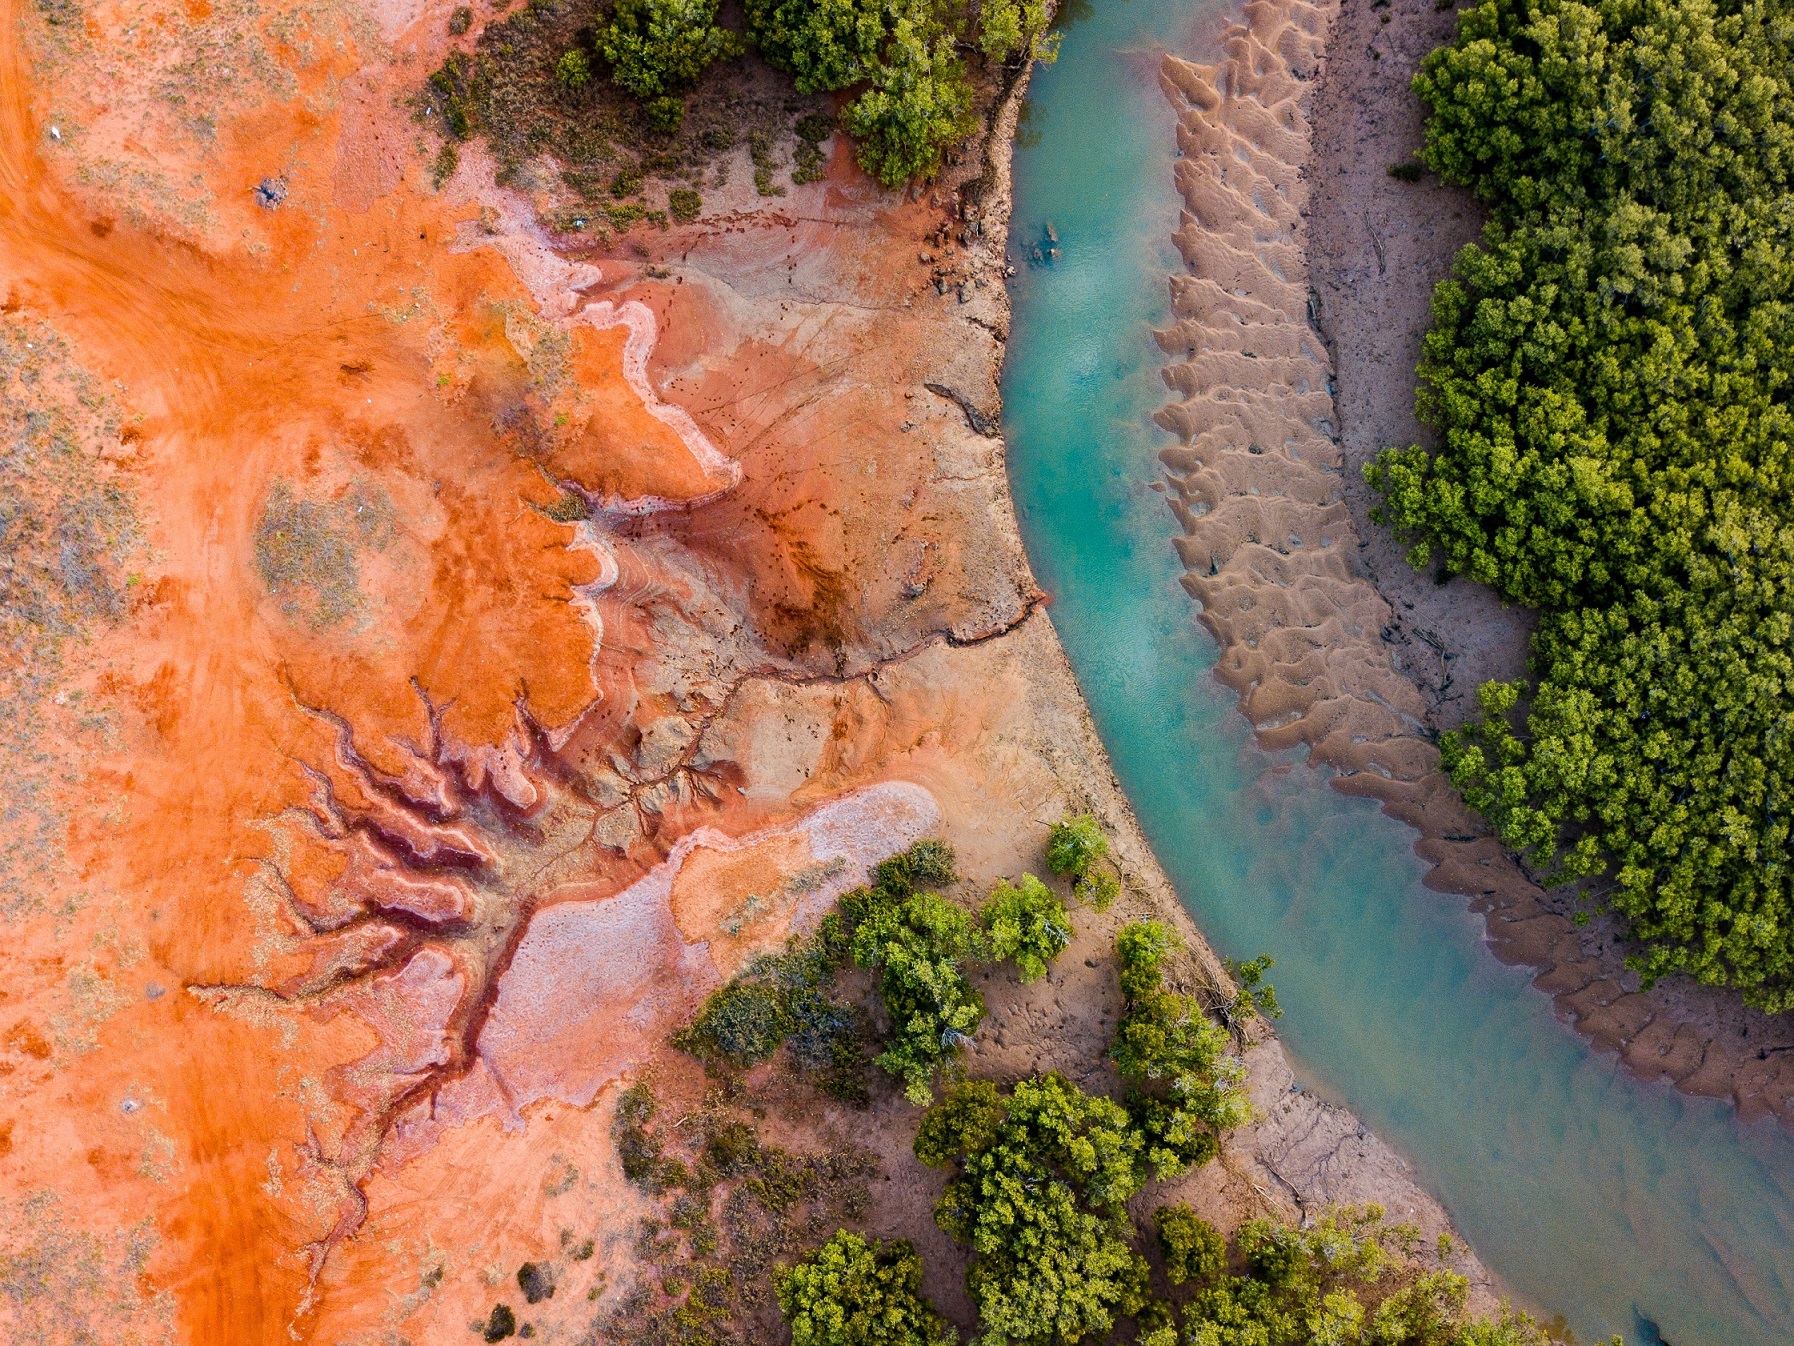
(1156, 0, 1794, 1128)
(0, 0, 1504, 1335)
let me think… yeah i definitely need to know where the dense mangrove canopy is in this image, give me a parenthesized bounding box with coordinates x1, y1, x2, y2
(1368, 0, 1794, 1005)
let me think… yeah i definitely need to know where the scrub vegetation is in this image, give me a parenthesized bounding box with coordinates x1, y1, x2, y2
(1367, 0, 1794, 1008)
(663, 835, 1566, 1346)
(421, 0, 1057, 212)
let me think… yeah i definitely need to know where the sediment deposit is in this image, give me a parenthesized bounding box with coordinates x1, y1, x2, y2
(1157, 0, 1794, 1124)
(0, 0, 1499, 1336)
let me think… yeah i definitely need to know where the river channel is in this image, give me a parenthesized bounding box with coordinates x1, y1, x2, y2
(1000, 2, 1794, 1341)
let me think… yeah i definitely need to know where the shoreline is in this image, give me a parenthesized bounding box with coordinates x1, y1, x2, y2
(1156, 0, 1794, 1128)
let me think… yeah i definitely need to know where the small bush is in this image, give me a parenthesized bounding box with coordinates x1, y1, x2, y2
(1075, 869, 1119, 911)
(796, 112, 835, 143)
(668, 186, 702, 220)
(448, 4, 472, 35)
(871, 838, 957, 897)
(679, 981, 792, 1067)
(1224, 953, 1282, 1022)
(1111, 923, 1249, 1179)
(1154, 1205, 1227, 1286)
(482, 1303, 517, 1342)
(1046, 814, 1108, 878)
(611, 166, 645, 197)
(614, 1082, 682, 1191)
(792, 113, 834, 183)
(676, 923, 866, 1098)
(981, 873, 1072, 982)
(646, 94, 686, 132)
(775, 1230, 957, 1346)
(556, 48, 592, 89)
(704, 1118, 760, 1175)
(517, 1261, 555, 1304)
(852, 887, 988, 1103)
(429, 142, 459, 189)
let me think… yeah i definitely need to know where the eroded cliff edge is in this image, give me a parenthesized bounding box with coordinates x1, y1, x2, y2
(1156, 0, 1794, 1127)
(0, 0, 1503, 1335)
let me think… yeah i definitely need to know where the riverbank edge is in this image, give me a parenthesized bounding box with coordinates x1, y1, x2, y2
(1154, 0, 1794, 1130)
(945, 18, 1507, 1311)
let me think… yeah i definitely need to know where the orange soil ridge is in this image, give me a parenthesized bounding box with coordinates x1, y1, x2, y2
(0, 0, 1504, 1336)
(1156, 0, 1794, 1125)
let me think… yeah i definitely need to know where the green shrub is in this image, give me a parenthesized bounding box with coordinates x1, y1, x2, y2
(977, 0, 1057, 64)
(668, 186, 702, 220)
(429, 142, 459, 189)
(614, 1082, 682, 1191)
(1075, 868, 1119, 911)
(980, 873, 1072, 981)
(482, 1302, 517, 1341)
(747, 0, 886, 93)
(1366, 0, 1794, 1008)
(852, 887, 988, 1103)
(678, 981, 792, 1067)
(675, 925, 865, 1098)
(448, 4, 472, 35)
(870, 837, 957, 896)
(646, 94, 686, 132)
(1224, 953, 1282, 1022)
(775, 1230, 958, 1346)
(917, 1074, 1150, 1345)
(1154, 1205, 1227, 1287)
(1167, 1208, 1564, 1346)
(1111, 923, 1249, 1179)
(1046, 814, 1108, 879)
(841, 19, 976, 188)
(555, 47, 592, 87)
(601, 0, 744, 99)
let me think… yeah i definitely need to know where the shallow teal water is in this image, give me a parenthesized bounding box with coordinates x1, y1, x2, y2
(1000, 3, 1794, 1343)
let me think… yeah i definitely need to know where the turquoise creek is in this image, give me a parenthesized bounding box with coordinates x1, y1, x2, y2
(1000, 1, 1794, 1342)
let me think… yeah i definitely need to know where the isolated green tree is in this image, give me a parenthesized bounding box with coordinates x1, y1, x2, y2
(917, 1074, 1151, 1345)
(981, 874, 1073, 981)
(776, 1231, 959, 1346)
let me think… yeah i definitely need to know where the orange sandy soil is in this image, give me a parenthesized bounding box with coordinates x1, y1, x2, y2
(0, 0, 1053, 1335)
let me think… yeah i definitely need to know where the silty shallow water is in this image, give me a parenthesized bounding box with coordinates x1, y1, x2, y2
(1000, 2, 1794, 1341)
